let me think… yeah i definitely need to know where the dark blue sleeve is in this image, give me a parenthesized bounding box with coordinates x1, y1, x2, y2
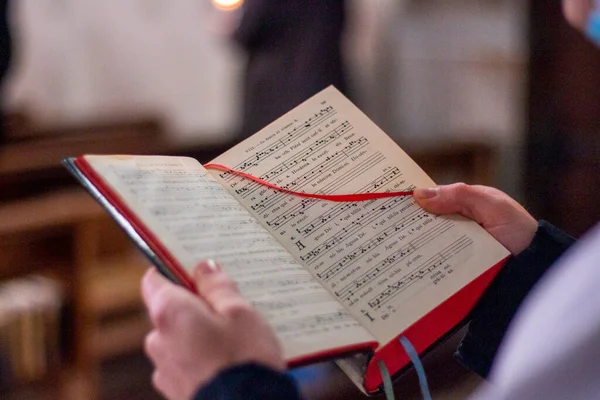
(455, 220, 576, 377)
(193, 363, 303, 400)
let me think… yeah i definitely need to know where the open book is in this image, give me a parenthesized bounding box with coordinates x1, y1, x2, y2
(64, 87, 509, 394)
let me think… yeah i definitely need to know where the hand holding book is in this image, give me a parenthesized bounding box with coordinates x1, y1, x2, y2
(64, 87, 510, 394)
(141, 261, 286, 400)
(139, 182, 536, 400)
(413, 184, 537, 255)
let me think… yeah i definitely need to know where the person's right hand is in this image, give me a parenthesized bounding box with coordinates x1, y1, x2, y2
(413, 183, 538, 255)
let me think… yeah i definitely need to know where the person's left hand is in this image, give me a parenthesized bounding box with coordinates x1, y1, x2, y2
(141, 260, 285, 400)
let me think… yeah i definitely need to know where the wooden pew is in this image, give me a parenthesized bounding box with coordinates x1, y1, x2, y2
(0, 117, 171, 399)
(0, 117, 168, 201)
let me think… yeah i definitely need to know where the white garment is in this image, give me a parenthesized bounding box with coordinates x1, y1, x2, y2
(471, 223, 600, 399)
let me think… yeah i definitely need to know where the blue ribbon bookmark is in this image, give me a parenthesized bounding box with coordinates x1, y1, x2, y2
(376, 336, 433, 400)
(400, 336, 433, 400)
(377, 359, 395, 400)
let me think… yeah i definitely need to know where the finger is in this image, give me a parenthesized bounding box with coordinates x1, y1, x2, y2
(151, 369, 161, 392)
(141, 268, 174, 329)
(143, 330, 164, 365)
(151, 370, 171, 400)
(141, 267, 171, 309)
(142, 267, 208, 331)
(413, 183, 489, 222)
(194, 260, 249, 317)
(153, 368, 188, 400)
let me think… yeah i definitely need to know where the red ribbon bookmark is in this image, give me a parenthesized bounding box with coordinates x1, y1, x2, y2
(204, 163, 414, 202)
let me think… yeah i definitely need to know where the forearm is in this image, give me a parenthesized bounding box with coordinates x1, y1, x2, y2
(193, 363, 303, 400)
(455, 220, 576, 377)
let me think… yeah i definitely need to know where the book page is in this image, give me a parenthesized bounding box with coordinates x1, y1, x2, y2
(209, 87, 510, 344)
(83, 155, 376, 361)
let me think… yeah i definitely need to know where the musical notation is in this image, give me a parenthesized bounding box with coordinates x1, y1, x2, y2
(258, 121, 354, 182)
(333, 220, 452, 299)
(237, 274, 316, 290)
(366, 236, 474, 309)
(301, 201, 421, 265)
(252, 292, 333, 312)
(226, 107, 337, 176)
(273, 310, 355, 334)
(265, 167, 405, 230)
(212, 100, 458, 329)
(207, 87, 508, 343)
(315, 212, 439, 284)
(242, 136, 371, 206)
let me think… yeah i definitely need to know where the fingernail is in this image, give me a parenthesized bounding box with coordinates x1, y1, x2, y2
(197, 259, 220, 274)
(414, 187, 439, 200)
(207, 259, 220, 272)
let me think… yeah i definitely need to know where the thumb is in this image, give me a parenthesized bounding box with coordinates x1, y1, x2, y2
(413, 183, 490, 223)
(193, 260, 247, 317)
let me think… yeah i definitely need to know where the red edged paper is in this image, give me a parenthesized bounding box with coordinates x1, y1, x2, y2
(75, 157, 197, 291)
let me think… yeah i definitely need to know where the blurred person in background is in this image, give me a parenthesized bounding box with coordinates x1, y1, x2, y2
(232, 0, 347, 140)
(141, 0, 600, 399)
(0, 0, 11, 143)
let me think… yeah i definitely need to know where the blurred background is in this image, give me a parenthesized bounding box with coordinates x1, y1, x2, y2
(0, 0, 599, 399)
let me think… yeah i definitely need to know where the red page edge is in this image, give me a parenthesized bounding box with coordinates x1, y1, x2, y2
(363, 256, 509, 393)
(75, 156, 197, 291)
